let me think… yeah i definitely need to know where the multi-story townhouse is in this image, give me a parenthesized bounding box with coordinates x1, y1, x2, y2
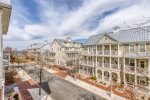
(49, 37, 82, 68)
(27, 42, 50, 61)
(0, 2, 12, 99)
(80, 26, 150, 94)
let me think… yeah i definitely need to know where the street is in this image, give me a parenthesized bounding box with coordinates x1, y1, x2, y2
(23, 65, 106, 100)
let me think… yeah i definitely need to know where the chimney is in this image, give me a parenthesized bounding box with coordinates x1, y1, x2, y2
(112, 26, 120, 33)
(66, 37, 71, 41)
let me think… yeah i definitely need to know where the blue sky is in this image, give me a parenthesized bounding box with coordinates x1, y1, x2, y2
(2, 0, 150, 50)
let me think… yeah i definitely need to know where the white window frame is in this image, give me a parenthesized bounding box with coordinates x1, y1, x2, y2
(139, 43, 146, 53)
(138, 77, 147, 85)
(129, 44, 135, 53)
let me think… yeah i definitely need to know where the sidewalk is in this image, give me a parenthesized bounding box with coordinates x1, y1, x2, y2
(44, 67, 127, 100)
(15, 68, 53, 100)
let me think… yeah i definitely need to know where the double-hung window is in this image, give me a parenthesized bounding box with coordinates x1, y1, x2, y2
(140, 43, 146, 52)
(130, 44, 135, 52)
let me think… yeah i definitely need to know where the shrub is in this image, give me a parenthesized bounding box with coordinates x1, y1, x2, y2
(90, 76, 96, 81)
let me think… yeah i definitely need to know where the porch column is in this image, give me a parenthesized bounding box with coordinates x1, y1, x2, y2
(124, 73, 126, 87)
(134, 59, 137, 74)
(102, 57, 104, 67)
(148, 59, 150, 94)
(96, 45, 97, 55)
(102, 70, 104, 82)
(135, 75, 137, 90)
(102, 45, 104, 55)
(123, 58, 125, 72)
(110, 57, 112, 70)
(109, 72, 112, 83)
(118, 44, 120, 56)
(110, 44, 111, 56)
(118, 57, 120, 70)
(92, 66, 94, 76)
(96, 56, 97, 67)
(87, 67, 89, 75)
(118, 73, 121, 84)
(83, 66, 85, 75)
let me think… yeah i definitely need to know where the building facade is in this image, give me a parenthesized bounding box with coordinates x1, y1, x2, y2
(80, 26, 150, 94)
(0, 2, 12, 100)
(48, 38, 82, 68)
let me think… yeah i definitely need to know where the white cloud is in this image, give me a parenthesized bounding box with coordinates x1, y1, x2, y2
(3, 0, 150, 49)
(0, 0, 10, 5)
(93, 0, 150, 33)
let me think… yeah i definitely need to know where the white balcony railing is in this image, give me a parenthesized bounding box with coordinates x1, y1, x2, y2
(111, 50, 118, 55)
(111, 64, 118, 70)
(104, 63, 110, 68)
(125, 65, 135, 72)
(97, 50, 102, 55)
(97, 62, 102, 67)
(82, 51, 88, 55)
(88, 61, 93, 66)
(104, 50, 110, 55)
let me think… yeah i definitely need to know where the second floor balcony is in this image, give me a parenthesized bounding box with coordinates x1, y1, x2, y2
(104, 63, 110, 69)
(97, 62, 103, 67)
(125, 65, 135, 73)
(104, 50, 110, 55)
(111, 64, 118, 70)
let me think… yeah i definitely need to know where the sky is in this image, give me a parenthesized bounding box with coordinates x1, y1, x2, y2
(1, 0, 150, 50)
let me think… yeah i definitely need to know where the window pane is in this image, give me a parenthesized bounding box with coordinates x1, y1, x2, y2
(140, 44, 145, 52)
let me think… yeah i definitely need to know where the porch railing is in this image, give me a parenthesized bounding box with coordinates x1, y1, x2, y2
(104, 50, 110, 55)
(97, 50, 102, 55)
(104, 63, 110, 68)
(97, 62, 103, 67)
(111, 50, 118, 55)
(125, 65, 135, 72)
(111, 64, 118, 70)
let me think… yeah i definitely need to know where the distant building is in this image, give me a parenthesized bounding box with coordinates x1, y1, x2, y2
(48, 38, 82, 68)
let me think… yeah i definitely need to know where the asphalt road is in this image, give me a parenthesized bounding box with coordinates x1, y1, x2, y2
(22, 65, 106, 100)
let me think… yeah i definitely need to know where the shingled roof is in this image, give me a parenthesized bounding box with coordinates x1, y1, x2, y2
(54, 39, 82, 48)
(83, 25, 150, 46)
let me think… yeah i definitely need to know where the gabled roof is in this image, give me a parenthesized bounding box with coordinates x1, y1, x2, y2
(83, 25, 150, 46)
(108, 26, 150, 43)
(52, 38, 81, 48)
(83, 34, 104, 46)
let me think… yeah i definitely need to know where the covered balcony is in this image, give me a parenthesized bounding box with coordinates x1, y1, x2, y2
(111, 45, 119, 55)
(97, 57, 103, 67)
(104, 45, 110, 55)
(97, 45, 102, 55)
(111, 57, 119, 70)
(125, 58, 136, 73)
(104, 57, 110, 69)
